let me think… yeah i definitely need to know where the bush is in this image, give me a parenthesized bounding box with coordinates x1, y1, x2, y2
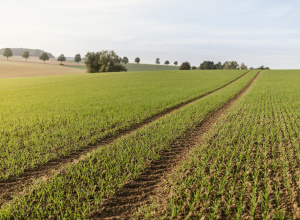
(85, 50, 127, 73)
(179, 61, 191, 70)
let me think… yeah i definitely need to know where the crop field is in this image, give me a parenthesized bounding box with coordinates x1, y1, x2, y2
(0, 60, 85, 78)
(134, 70, 300, 219)
(68, 63, 179, 72)
(126, 63, 178, 71)
(0, 68, 257, 218)
(1, 69, 299, 219)
(0, 69, 246, 180)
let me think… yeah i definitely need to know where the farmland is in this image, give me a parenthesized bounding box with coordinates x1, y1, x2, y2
(0, 60, 85, 78)
(1, 67, 300, 219)
(0, 67, 257, 218)
(0, 69, 246, 180)
(68, 63, 179, 72)
(135, 70, 300, 219)
(0, 55, 179, 72)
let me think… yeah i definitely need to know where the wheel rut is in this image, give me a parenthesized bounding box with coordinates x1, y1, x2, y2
(0, 71, 249, 207)
(87, 71, 261, 219)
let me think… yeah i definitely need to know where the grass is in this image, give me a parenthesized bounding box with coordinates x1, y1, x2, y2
(0, 69, 246, 180)
(0, 70, 257, 219)
(65, 63, 179, 72)
(134, 70, 300, 219)
(125, 63, 178, 71)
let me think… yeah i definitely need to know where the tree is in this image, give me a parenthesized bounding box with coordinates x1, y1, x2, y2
(85, 52, 101, 73)
(179, 61, 191, 70)
(174, 61, 178, 66)
(39, 52, 49, 63)
(122, 57, 129, 65)
(240, 62, 248, 70)
(164, 60, 170, 66)
(57, 54, 66, 64)
(85, 50, 127, 73)
(199, 61, 215, 70)
(3, 48, 13, 60)
(155, 58, 160, 65)
(257, 65, 270, 70)
(74, 54, 82, 64)
(22, 51, 30, 62)
(192, 66, 197, 70)
(224, 61, 239, 69)
(214, 62, 223, 69)
(134, 57, 140, 66)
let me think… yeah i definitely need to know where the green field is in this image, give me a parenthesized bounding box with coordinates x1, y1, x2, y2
(66, 62, 179, 72)
(135, 70, 300, 219)
(0, 69, 257, 218)
(1, 68, 300, 219)
(0, 70, 245, 180)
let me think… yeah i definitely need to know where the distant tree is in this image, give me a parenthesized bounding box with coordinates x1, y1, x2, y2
(155, 58, 160, 65)
(122, 57, 129, 65)
(85, 50, 127, 73)
(224, 61, 239, 69)
(74, 54, 82, 64)
(214, 61, 223, 69)
(257, 65, 270, 70)
(164, 60, 170, 66)
(3, 48, 13, 60)
(134, 57, 140, 66)
(98, 50, 127, 72)
(85, 52, 101, 73)
(249, 67, 254, 70)
(22, 51, 30, 61)
(174, 61, 178, 66)
(199, 61, 215, 70)
(57, 54, 66, 64)
(240, 62, 248, 70)
(179, 61, 191, 70)
(192, 66, 197, 70)
(39, 52, 49, 63)
(0, 48, 54, 58)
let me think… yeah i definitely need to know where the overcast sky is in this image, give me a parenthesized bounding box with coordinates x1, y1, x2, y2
(1, 0, 300, 69)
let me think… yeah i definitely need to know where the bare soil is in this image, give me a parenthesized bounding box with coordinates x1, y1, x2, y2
(0, 60, 85, 78)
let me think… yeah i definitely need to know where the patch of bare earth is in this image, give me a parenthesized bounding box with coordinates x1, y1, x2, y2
(86, 71, 261, 219)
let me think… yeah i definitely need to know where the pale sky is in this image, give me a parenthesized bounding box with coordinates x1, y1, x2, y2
(1, 0, 300, 69)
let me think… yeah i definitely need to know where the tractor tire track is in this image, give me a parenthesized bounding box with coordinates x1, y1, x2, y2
(0, 71, 250, 206)
(87, 71, 261, 219)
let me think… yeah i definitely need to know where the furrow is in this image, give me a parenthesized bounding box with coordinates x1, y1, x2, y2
(0, 71, 249, 206)
(87, 71, 260, 219)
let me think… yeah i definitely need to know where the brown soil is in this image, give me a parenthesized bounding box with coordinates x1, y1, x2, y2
(0, 71, 250, 207)
(86, 71, 261, 219)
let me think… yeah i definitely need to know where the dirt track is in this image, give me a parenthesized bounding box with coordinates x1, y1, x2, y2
(0, 71, 250, 207)
(87, 71, 261, 219)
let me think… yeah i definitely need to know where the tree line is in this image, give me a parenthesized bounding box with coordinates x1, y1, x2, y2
(1, 48, 82, 65)
(198, 61, 246, 70)
(2, 47, 270, 71)
(0, 48, 54, 58)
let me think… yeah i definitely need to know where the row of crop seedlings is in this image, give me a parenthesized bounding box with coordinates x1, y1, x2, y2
(0, 71, 245, 180)
(0, 71, 258, 218)
(135, 70, 300, 219)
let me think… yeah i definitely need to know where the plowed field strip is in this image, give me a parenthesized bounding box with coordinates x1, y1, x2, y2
(87, 71, 261, 219)
(0, 71, 250, 206)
